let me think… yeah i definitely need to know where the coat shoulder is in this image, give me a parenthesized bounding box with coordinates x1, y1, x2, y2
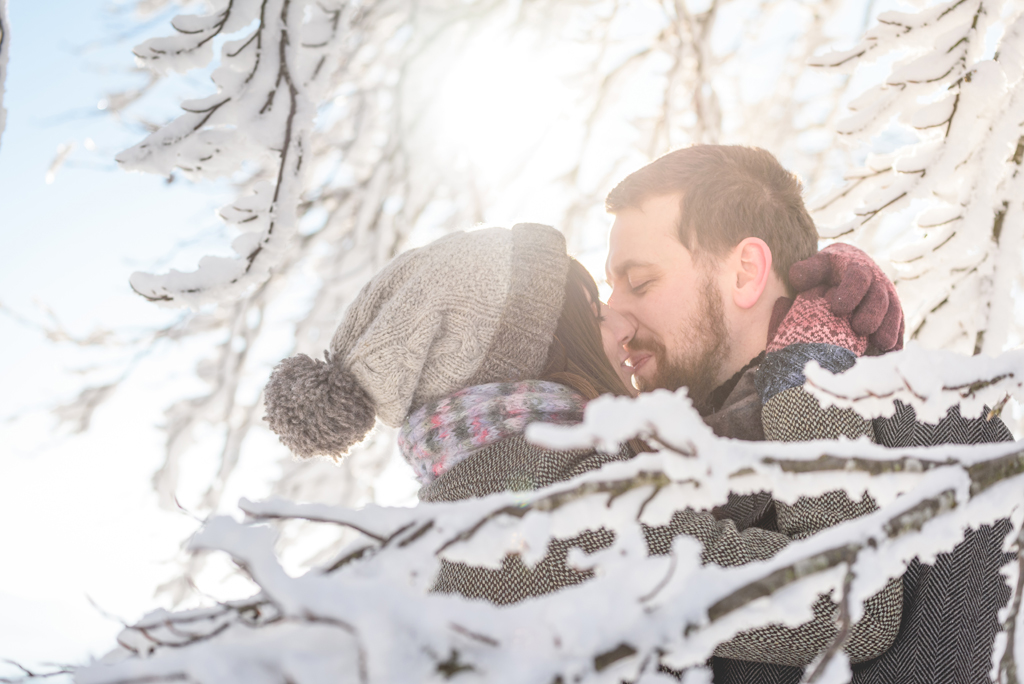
(418, 433, 633, 503)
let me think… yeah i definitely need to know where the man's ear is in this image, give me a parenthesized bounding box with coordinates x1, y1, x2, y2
(731, 237, 773, 310)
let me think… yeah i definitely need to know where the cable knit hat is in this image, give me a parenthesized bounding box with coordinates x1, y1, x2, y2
(264, 223, 570, 459)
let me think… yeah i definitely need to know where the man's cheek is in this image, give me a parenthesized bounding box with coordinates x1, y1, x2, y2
(642, 301, 672, 336)
(634, 304, 657, 331)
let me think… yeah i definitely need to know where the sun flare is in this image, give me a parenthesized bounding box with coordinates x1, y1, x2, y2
(432, 31, 575, 183)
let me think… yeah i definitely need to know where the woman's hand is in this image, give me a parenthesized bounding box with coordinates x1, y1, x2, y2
(788, 243, 904, 352)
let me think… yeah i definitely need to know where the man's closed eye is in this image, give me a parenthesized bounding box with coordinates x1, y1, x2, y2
(630, 280, 652, 294)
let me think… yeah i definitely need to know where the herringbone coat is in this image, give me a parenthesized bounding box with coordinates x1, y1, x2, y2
(711, 347, 1017, 684)
(420, 342, 1015, 681)
(422, 353, 904, 668)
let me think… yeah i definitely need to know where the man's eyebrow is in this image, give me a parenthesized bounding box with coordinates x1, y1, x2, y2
(607, 259, 655, 279)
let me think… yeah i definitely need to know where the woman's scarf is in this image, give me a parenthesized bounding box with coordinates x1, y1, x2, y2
(398, 381, 586, 485)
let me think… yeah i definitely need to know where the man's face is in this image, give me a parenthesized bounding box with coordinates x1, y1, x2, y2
(605, 194, 730, 405)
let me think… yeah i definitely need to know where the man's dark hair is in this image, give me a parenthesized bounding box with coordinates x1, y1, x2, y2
(605, 145, 818, 289)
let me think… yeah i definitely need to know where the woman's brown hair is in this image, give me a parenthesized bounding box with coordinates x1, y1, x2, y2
(538, 259, 648, 456)
(540, 258, 632, 401)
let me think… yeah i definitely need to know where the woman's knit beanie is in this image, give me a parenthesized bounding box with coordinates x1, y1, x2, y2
(264, 223, 570, 459)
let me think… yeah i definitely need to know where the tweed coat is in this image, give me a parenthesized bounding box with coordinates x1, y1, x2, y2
(423, 435, 902, 667)
(420, 341, 1014, 680)
(707, 344, 1016, 684)
(422, 345, 904, 668)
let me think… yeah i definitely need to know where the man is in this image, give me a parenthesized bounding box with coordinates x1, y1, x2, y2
(605, 145, 891, 428)
(604, 144, 1013, 683)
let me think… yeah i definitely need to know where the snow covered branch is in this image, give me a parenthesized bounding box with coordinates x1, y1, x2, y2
(121, 0, 329, 307)
(79, 392, 1024, 684)
(803, 342, 1024, 423)
(811, 0, 1024, 355)
(0, 662, 73, 684)
(64, 0, 879, 567)
(59, 0, 1024, 679)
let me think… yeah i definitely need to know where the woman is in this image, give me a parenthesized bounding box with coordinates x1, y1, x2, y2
(264, 223, 902, 670)
(263, 223, 614, 466)
(265, 223, 642, 501)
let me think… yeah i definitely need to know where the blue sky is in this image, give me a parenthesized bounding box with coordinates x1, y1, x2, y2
(0, 0, 234, 671)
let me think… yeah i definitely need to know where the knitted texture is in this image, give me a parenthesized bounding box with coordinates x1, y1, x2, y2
(712, 659, 802, 684)
(714, 581, 902, 666)
(706, 491, 899, 629)
(852, 522, 1015, 684)
(725, 349, 1016, 684)
(709, 351, 896, 672)
(419, 433, 632, 503)
(398, 381, 585, 485)
(788, 242, 905, 351)
(263, 223, 569, 459)
(850, 401, 1015, 684)
(263, 352, 375, 458)
(768, 286, 868, 354)
(755, 344, 874, 442)
(702, 490, 900, 665)
(873, 400, 1014, 447)
(331, 224, 568, 426)
(468, 225, 572, 388)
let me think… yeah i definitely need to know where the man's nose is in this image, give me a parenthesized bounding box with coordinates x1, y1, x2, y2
(606, 288, 637, 326)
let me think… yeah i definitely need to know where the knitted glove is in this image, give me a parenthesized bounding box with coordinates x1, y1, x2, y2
(767, 289, 868, 356)
(788, 243, 904, 352)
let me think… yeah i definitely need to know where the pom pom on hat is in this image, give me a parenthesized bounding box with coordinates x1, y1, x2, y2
(264, 352, 376, 459)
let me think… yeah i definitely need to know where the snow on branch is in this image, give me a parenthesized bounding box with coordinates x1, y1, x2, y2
(76, 0, 881, 553)
(84, 0, 1024, 628)
(810, 0, 1024, 355)
(120, 0, 337, 307)
(0, 661, 73, 684)
(79, 392, 1024, 684)
(802, 342, 1024, 424)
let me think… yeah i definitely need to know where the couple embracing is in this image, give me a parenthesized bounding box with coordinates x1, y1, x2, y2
(265, 145, 1012, 683)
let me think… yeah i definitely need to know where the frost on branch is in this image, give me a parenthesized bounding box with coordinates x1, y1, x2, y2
(802, 342, 1024, 424)
(120, 0, 324, 307)
(79, 392, 1024, 684)
(119, 0, 870, 309)
(811, 0, 1024, 355)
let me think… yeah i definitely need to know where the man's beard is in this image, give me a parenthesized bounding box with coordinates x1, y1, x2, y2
(630, 273, 730, 408)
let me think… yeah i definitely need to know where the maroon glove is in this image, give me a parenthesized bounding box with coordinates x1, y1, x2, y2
(767, 288, 868, 355)
(788, 243, 904, 352)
